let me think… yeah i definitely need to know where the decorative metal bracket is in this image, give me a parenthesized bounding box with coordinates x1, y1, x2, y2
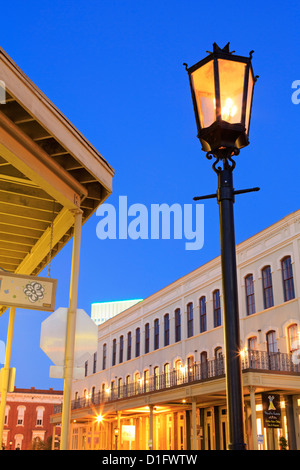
(193, 147, 260, 201)
(206, 146, 240, 174)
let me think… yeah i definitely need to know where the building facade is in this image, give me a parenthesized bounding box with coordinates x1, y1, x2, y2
(2, 387, 63, 450)
(91, 299, 143, 326)
(52, 210, 300, 450)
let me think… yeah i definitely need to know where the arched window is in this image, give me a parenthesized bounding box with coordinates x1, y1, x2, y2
(154, 319, 159, 350)
(214, 347, 224, 375)
(175, 308, 181, 342)
(187, 355, 194, 379)
(91, 386, 96, 403)
(125, 375, 131, 397)
(245, 274, 255, 315)
(199, 296, 207, 333)
(266, 330, 277, 354)
(112, 339, 117, 366)
(153, 366, 159, 390)
(118, 378, 123, 398)
(213, 290, 221, 327)
(288, 324, 299, 353)
(127, 331, 132, 360)
(164, 313, 170, 346)
(200, 351, 208, 379)
(248, 336, 257, 350)
(281, 256, 295, 301)
(135, 328, 140, 357)
(187, 302, 194, 337)
(93, 352, 97, 374)
(145, 323, 150, 354)
(214, 347, 222, 359)
(262, 266, 274, 309)
(101, 383, 106, 398)
(102, 343, 107, 370)
(164, 363, 170, 387)
(143, 369, 149, 393)
(119, 335, 124, 363)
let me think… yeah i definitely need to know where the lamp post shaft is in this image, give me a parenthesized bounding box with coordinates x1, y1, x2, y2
(217, 166, 246, 450)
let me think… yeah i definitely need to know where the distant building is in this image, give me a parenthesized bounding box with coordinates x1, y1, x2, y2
(91, 299, 143, 326)
(2, 387, 63, 450)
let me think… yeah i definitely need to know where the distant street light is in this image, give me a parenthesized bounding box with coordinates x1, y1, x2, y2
(185, 42, 258, 450)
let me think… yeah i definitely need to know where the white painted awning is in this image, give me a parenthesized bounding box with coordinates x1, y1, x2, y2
(0, 47, 114, 309)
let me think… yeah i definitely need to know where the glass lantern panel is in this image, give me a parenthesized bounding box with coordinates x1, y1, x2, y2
(245, 69, 254, 134)
(191, 60, 215, 128)
(217, 59, 246, 124)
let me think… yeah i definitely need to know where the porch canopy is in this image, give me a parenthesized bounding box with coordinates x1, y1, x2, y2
(0, 46, 114, 314)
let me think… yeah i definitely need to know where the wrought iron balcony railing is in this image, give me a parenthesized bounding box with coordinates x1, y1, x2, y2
(53, 349, 300, 414)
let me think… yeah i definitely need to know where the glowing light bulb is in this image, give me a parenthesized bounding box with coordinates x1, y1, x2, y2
(221, 97, 237, 121)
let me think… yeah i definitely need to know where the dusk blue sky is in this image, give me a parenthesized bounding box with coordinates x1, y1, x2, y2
(0, 0, 299, 390)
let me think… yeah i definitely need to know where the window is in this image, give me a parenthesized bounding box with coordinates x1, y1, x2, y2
(119, 336, 124, 363)
(102, 343, 107, 370)
(200, 351, 208, 379)
(135, 328, 140, 357)
(36, 407, 44, 426)
(281, 256, 295, 301)
(118, 378, 123, 398)
(127, 332, 132, 360)
(17, 406, 25, 425)
(164, 314, 170, 346)
(288, 324, 299, 353)
(187, 302, 193, 337)
(145, 323, 150, 354)
(110, 380, 115, 399)
(84, 360, 88, 377)
(93, 352, 97, 374)
(112, 339, 117, 366)
(266, 330, 277, 354)
(4, 405, 10, 425)
(214, 347, 222, 359)
(187, 355, 194, 381)
(262, 266, 274, 309)
(213, 290, 221, 327)
(248, 336, 257, 350)
(214, 347, 223, 375)
(175, 308, 181, 342)
(154, 319, 159, 350)
(199, 296, 207, 333)
(125, 375, 131, 397)
(134, 373, 141, 393)
(91, 386, 95, 403)
(143, 369, 149, 393)
(153, 366, 159, 390)
(164, 363, 170, 387)
(245, 274, 255, 315)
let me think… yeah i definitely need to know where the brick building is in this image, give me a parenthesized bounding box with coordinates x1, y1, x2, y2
(2, 387, 63, 450)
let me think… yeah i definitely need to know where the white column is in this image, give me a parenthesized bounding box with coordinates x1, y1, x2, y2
(60, 209, 83, 450)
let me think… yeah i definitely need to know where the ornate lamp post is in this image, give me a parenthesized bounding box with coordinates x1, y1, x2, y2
(185, 43, 258, 450)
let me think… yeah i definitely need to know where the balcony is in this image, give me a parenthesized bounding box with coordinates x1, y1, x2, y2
(53, 349, 300, 414)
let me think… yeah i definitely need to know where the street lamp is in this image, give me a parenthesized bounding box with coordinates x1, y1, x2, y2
(185, 43, 258, 450)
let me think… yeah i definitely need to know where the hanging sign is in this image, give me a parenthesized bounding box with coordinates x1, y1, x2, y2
(262, 393, 282, 429)
(0, 271, 57, 311)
